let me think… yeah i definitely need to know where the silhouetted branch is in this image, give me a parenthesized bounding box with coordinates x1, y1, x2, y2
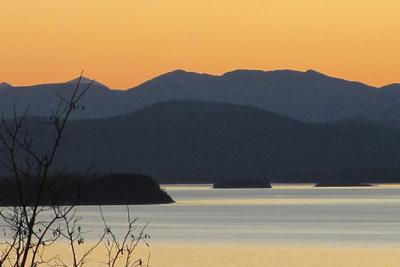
(100, 206, 150, 267)
(0, 73, 150, 267)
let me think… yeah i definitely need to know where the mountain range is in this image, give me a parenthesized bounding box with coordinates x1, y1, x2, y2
(2, 69, 400, 122)
(2, 69, 400, 183)
(3, 100, 400, 183)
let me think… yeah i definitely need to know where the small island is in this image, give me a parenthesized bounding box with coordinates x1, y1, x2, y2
(0, 173, 174, 206)
(213, 179, 272, 189)
(314, 182, 372, 187)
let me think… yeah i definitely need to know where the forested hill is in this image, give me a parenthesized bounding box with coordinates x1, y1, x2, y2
(2, 100, 400, 184)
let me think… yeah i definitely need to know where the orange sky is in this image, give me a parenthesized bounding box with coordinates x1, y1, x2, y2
(1, 0, 399, 89)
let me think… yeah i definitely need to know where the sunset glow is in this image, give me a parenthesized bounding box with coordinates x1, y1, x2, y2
(1, 0, 399, 88)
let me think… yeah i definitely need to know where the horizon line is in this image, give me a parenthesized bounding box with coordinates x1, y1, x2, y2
(2, 68, 399, 90)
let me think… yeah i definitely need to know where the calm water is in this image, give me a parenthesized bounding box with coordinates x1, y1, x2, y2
(76, 184, 400, 246)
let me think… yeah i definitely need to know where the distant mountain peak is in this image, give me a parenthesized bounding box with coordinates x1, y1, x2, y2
(305, 69, 325, 75)
(169, 69, 188, 74)
(146, 69, 216, 84)
(222, 69, 267, 76)
(66, 76, 108, 88)
(380, 83, 400, 90)
(0, 82, 12, 89)
(158, 69, 193, 78)
(164, 69, 214, 77)
(304, 69, 336, 79)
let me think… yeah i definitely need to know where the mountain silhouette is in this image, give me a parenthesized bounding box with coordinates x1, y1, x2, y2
(2, 69, 400, 121)
(0, 77, 126, 119)
(0, 82, 12, 89)
(66, 76, 109, 88)
(4, 100, 400, 183)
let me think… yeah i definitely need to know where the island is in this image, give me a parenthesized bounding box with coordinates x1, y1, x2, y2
(213, 179, 272, 189)
(314, 182, 372, 187)
(0, 173, 174, 206)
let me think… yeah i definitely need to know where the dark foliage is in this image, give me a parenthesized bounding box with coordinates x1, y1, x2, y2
(0, 173, 174, 206)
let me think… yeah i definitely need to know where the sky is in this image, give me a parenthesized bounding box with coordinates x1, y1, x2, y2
(1, 0, 399, 89)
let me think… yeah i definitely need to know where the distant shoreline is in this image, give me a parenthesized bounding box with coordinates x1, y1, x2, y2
(0, 173, 174, 207)
(161, 183, 400, 188)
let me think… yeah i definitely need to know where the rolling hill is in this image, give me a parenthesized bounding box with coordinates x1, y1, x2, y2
(3, 100, 400, 183)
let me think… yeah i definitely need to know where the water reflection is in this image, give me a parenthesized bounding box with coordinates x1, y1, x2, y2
(75, 184, 400, 246)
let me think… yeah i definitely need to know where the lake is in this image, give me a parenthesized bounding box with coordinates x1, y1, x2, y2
(63, 184, 400, 266)
(78, 184, 400, 246)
